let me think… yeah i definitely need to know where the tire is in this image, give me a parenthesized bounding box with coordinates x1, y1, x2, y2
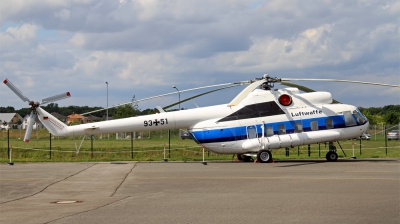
(257, 150, 272, 163)
(326, 151, 338, 162)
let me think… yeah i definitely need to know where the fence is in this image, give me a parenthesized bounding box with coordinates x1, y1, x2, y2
(1, 125, 399, 162)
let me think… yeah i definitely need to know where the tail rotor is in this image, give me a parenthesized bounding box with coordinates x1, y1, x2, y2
(3, 78, 71, 142)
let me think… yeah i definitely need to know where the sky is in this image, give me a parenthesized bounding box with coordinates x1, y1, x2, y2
(0, 0, 399, 113)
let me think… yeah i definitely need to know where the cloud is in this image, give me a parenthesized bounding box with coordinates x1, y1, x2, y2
(0, 24, 38, 52)
(0, 0, 398, 110)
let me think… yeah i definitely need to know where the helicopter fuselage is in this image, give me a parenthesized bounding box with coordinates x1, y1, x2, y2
(36, 87, 369, 155)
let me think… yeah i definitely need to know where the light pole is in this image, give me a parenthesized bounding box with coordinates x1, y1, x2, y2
(105, 81, 109, 140)
(105, 81, 108, 120)
(172, 86, 180, 110)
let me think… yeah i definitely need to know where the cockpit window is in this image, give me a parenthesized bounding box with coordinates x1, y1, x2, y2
(353, 110, 367, 125)
(218, 101, 285, 122)
(343, 111, 357, 127)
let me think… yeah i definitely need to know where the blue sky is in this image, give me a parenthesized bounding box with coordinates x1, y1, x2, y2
(0, 0, 399, 113)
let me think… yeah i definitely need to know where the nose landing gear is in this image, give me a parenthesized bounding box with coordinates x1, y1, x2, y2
(325, 143, 338, 162)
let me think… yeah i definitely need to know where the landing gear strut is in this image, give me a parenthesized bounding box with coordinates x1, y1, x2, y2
(257, 150, 273, 163)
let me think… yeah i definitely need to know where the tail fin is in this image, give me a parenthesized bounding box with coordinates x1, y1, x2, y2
(36, 107, 69, 136)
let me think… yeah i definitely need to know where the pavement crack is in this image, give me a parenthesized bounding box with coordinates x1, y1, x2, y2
(110, 163, 137, 197)
(0, 163, 98, 204)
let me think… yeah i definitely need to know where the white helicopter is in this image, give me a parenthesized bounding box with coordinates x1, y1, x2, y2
(4, 75, 399, 163)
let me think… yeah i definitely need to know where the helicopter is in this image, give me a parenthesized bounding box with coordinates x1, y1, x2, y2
(3, 75, 399, 163)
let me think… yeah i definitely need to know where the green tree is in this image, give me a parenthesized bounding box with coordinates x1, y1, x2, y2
(0, 106, 15, 113)
(113, 96, 140, 119)
(384, 111, 400, 124)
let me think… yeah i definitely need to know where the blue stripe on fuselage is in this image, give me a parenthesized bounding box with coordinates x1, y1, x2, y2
(192, 115, 348, 144)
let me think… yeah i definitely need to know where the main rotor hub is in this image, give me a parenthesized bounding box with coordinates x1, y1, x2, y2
(259, 74, 281, 90)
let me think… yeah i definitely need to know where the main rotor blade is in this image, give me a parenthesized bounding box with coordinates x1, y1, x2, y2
(229, 79, 266, 106)
(280, 81, 316, 93)
(280, 81, 341, 104)
(41, 92, 71, 104)
(3, 79, 30, 102)
(24, 112, 36, 142)
(281, 78, 400, 88)
(163, 85, 239, 110)
(80, 82, 244, 115)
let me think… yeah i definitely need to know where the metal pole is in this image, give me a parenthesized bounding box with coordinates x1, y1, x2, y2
(105, 81, 109, 140)
(7, 129, 10, 158)
(308, 145, 310, 157)
(384, 125, 387, 155)
(105, 81, 108, 120)
(318, 143, 320, 157)
(91, 135, 93, 159)
(50, 133, 52, 159)
(131, 132, 134, 159)
(168, 130, 171, 158)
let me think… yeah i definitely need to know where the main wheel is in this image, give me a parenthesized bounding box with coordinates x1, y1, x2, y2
(257, 150, 272, 163)
(326, 151, 338, 162)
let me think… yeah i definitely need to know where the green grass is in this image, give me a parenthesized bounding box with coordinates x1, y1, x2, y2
(0, 129, 399, 162)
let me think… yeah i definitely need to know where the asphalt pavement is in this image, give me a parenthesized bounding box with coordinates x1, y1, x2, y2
(0, 159, 399, 224)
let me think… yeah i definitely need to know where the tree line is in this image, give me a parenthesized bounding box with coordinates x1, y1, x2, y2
(1, 104, 399, 124)
(359, 105, 400, 125)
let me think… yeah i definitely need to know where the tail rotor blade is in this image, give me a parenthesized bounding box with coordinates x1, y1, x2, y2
(24, 112, 36, 143)
(41, 92, 71, 104)
(3, 79, 30, 102)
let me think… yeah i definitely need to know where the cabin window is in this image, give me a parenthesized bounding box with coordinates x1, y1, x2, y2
(278, 124, 286, 135)
(294, 122, 302, 133)
(266, 126, 274, 137)
(247, 126, 257, 139)
(325, 118, 334, 129)
(310, 120, 318, 131)
(343, 111, 357, 127)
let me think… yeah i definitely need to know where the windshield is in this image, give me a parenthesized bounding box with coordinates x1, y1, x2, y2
(354, 110, 368, 125)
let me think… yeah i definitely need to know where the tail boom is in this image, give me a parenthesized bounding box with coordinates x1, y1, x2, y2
(36, 105, 232, 137)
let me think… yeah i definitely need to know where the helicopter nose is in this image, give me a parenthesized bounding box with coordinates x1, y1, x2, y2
(362, 121, 369, 133)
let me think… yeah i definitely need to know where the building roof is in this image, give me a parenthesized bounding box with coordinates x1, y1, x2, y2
(0, 113, 23, 123)
(87, 115, 102, 121)
(51, 112, 67, 120)
(68, 113, 85, 119)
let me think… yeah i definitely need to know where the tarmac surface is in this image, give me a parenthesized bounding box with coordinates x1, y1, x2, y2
(0, 159, 399, 224)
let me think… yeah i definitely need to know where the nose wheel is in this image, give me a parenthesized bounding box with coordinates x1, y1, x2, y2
(325, 151, 338, 161)
(325, 145, 338, 162)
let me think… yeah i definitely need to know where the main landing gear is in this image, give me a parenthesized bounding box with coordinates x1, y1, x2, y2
(257, 150, 273, 163)
(237, 150, 273, 163)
